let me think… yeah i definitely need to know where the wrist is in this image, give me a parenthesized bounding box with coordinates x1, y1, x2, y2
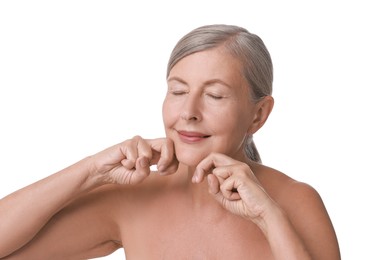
(251, 201, 285, 237)
(82, 156, 110, 189)
(252, 202, 311, 260)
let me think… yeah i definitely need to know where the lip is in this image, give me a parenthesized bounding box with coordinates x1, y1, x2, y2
(176, 130, 211, 143)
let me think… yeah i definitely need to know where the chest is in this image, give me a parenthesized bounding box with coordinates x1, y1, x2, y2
(121, 206, 273, 259)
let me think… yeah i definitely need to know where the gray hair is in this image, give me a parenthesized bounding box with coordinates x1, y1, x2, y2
(167, 24, 273, 163)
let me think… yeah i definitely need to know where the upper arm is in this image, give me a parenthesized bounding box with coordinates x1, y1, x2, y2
(283, 182, 341, 260)
(3, 185, 122, 260)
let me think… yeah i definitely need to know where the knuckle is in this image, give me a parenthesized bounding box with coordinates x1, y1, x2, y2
(235, 164, 250, 177)
(131, 135, 143, 142)
(241, 164, 251, 172)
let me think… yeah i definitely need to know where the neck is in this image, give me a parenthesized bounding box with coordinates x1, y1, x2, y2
(176, 163, 218, 208)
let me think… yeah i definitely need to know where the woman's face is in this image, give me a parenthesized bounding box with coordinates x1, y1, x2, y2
(163, 46, 258, 166)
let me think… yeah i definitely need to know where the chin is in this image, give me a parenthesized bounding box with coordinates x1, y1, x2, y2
(174, 148, 206, 167)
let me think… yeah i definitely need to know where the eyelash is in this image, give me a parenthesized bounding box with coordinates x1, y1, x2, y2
(169, 91, 224, 100)
(207, 93, 223, 100)
(171, 91, 187, 95)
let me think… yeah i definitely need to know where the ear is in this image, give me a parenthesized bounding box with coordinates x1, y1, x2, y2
(247, 95, 274, 134)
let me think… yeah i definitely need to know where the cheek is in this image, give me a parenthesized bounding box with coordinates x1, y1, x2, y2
(162, 100, 170, 126)
(212, 107, 253, 141)
(212, 107, 245, 130)
(162, 99, 177, 128)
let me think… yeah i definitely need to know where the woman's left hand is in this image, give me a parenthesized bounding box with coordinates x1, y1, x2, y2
(193, 153, 274, 222)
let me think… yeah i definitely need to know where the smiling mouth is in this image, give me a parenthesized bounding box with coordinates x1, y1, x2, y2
(177, 131, 211, 142)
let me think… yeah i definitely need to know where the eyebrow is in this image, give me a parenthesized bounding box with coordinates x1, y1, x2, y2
(167, 76, 232, 89)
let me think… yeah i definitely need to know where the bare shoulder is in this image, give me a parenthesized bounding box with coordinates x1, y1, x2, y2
(253, 163, 331, 225)
(253, 164, 323, 209)
(254, 164, 341, 259)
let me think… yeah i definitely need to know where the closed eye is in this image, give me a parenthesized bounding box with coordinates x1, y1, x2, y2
(207, 93, 224, 100)
(171, 91, 187, 95)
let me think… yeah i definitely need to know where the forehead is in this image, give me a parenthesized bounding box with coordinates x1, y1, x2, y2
(168, 47, 247, 89)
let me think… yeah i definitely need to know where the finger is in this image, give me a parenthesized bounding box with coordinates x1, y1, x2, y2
(207, 174, 220, 195)
(136, 137, 153, 161)
(148, 138, 165, 165)
(135, 138, 164, 174)
(146, 138, 178, 175)
(120, 136, 144, 169)
(122, 137, 152, 171)
(208, 167, 242, 201)
(212, 166, 234, 184)
(157, 139, 178, 175)
(194, 153, 235, 183)
(159, 160, 179, 175)
(157, 138, 172, 169)
(207, 175, 238, 212)
(220, 177, 241, 200)
(121, 158, 134, 170)
(130, 156, 151, 184)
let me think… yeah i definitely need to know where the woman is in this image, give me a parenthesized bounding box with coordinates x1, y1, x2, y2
(0, 24, 341, 259)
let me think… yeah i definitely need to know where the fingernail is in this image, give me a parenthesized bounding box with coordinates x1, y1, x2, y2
(192, 175, 198, 183)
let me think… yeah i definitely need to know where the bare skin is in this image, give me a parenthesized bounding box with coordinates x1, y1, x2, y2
(0, 46, 341, 259)
(0, 141, 340, 259)
(118, 162, 338, 259)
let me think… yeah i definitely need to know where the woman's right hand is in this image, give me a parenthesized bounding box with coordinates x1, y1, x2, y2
(88, 136, 179, 185)
(0, 135, 177, 258)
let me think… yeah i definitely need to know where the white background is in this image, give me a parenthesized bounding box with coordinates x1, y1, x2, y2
(1, 1, 389, 259)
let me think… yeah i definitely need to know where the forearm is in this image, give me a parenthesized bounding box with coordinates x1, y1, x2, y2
(0, 157, 101, 257)
(253, 204, 312, 260)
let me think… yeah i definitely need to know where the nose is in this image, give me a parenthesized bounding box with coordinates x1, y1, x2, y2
(180, 93, 202, 121)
